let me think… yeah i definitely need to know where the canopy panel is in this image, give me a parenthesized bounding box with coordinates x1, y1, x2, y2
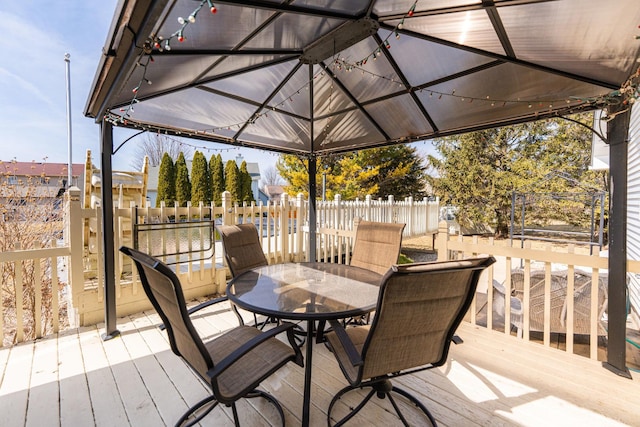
(86, 0, 640, 156)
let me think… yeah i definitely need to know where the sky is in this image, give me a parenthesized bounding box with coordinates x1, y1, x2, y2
(0, 2, 436, 175)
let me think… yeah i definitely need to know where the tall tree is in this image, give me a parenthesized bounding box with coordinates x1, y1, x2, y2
(276, 147, 427, 200)
(209, 153, 225, 205)
(174, 152, 191, 207)
(427, 114, 606, 236)
(156, 152, 175, 207)
(130, 134, 193, 170)
(224, 160, 241, 203)
(239, 161, 255, 203)
(358, 145, 428, 199)
(190, 151, 211, 205)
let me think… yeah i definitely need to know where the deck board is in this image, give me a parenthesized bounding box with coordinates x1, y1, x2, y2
(57, 328, 94, 426)
(1, 300, 638, 427)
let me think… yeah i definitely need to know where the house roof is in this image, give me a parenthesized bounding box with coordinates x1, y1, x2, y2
(85, 0, 640, 156)
(0, 161, 84, 177)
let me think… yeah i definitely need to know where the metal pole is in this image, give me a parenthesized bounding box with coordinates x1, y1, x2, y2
(604, 105, 631, 378)
(322, 172, 326, 202)
(64, 53, 73, 188)
(307, 64, 317, 264)
(100, 119, 120, 341)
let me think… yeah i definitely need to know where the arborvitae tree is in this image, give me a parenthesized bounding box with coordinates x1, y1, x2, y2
(190, 150, 211, 205)
(209, 153, 225, 205)
(175, 152, 191, 207)
(156, 152, 175, 207)
(239, 161, 255, 203)
(224, 160, 241, 203)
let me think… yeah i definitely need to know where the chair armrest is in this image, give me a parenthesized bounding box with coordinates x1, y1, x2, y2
(207, 322, 303, 379)
(328, 319, 363, 367)
(159, 295, 229, 331)
(187, 295, 229, 316)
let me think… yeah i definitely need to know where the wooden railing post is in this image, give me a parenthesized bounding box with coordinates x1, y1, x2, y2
(65, 187, 84, 324)
(436, 220, 449, 261)
(222, 191, 233, 226)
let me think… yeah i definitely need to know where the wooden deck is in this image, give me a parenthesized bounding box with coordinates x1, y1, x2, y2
(1, 300, 639, 427)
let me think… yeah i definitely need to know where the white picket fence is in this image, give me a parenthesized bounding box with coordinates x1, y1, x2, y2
(0, 188, 439, 342)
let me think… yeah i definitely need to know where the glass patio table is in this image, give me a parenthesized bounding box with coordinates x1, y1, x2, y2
(226, 262, 382, 427)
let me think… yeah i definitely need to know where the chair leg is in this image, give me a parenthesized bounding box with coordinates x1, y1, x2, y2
(327, 380, 437, 427)
(328, 386, 377, 427)
(244, 389, 286, 427)
(175, 394, 219, 427)
(175, 389, 286, 427)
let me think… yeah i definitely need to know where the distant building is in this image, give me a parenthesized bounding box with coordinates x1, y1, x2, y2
(0, 160, 84, 203)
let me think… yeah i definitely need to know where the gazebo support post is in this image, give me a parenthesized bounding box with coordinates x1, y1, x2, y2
(100, 119, 120, 341)
(308, 155, 317, 263)
(604, 105, 631, 378)
(307, 63, 317, 263)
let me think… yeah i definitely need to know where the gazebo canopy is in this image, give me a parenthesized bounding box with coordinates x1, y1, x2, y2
(85, 0, 640, 376)
(85, 0, 640, 155)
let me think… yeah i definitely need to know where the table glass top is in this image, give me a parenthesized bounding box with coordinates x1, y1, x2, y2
(227, 263, 382, 320)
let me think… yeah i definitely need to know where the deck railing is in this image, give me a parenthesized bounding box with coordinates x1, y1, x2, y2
(0, 189, 438, 343)
(7, 188, 638, 361)
(435, 221, 640, 360)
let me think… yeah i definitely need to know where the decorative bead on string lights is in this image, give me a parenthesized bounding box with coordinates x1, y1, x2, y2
(151, 0, 218, 53)
(108, 1, 219, 122)
(107, 3, 637, 140)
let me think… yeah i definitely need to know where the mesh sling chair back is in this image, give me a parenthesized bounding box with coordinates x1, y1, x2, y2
(120, 246, 303, 427)
(350, 220, 406, 276)
(325, 256, 496, 427)
(217, 223, 268, 277)
(217, 223, 271, 327)
(339, 220, 405, 328)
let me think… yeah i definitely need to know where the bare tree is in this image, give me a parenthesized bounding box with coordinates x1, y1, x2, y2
(0, 162, 66, 345)
(130, 134, 193, 169)
(259, 166, 284, 192)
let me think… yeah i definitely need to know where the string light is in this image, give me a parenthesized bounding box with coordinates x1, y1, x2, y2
(107, 3, 638, 142)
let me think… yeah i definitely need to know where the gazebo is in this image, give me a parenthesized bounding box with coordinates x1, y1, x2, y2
(84, 0, 640, 377)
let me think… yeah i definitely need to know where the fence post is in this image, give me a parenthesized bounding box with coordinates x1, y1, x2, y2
(280, 193, 289, 262)
(296, 193, 305, 262)
(222, 191, 233, 225)
(407, 196, 414, 234)
(333, 194, 342, 230)
(65, 186, 84, 325)
(364, 195, 372, 221)
(387, 195, 394, 222)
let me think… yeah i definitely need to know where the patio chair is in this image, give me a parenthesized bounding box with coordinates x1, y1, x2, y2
(217, 223, 269, 278)
(218, 223, 308, 344)
(345, 220, 405, 326)
(324, 256, 496, 427)
(217, 223, 271, 327)
(350, 220, 406, 276)
(120, 246, 303, 427)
